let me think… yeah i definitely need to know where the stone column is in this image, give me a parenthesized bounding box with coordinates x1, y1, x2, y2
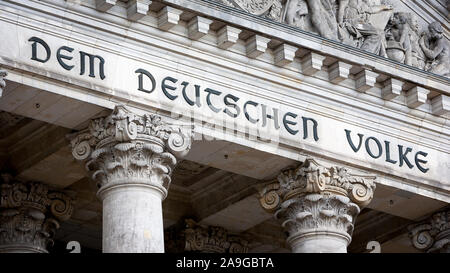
(70, 105, 192, 253)
(259, 158, 376, 253)
(0, 68, 7, 94)
(409, 209, 450, 253)
(0, 174, 74, 253)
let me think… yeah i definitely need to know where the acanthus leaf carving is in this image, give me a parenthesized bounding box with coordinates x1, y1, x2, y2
(69, 105, 193, 199)
(409, 209, 450, 253)
(0, 176, 74, 253)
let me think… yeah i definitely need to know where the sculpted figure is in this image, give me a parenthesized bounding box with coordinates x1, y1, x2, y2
(337, 0, 393, 56)
(419, 22, 450, 77)
(385, 12, 411, 64)
(284, 0, 339, 41)
(405, 14, 426, 69)
(218, 0, 283, 21)
(284, 0, 314, 32)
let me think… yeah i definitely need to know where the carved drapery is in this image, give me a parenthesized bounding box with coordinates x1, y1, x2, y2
(409, 209, 450, 253)
(184, 219, 249, 253)
(259, 158, 376, 252)
(216, 0, 449, 77)
(0, 175, 73, 253)
(69, 105, 192, 199)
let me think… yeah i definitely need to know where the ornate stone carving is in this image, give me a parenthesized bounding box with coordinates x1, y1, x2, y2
(0, 111, 25, 133)
(184, 219, 249, 253)
(0, 68, 7, 94)
(419, 21, 450, 77)
(218, 0, 283, 21)
(69, 105, 192, 199)
(385, 12, 410, 64)
(259, 158, 376, 252)
(408, 209, 450, 253)
(219, 1, 450, 77)
(338, 0, 393, 56)
(260, 158, 376, 209)
(286, 0, 339, 41)
(0, 174, 74, 253)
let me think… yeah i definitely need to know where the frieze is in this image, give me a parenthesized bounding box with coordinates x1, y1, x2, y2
(215, 0, 450, 77)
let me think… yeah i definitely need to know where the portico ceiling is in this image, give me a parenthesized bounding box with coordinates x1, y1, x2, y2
(0, 93, 446, 252)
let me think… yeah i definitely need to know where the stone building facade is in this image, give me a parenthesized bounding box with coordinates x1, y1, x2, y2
(0, 0, 448, 253)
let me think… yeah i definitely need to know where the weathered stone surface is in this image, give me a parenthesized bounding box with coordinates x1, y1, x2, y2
(259, 158, 376, 253)
(0, 68, 6, 96)
(0, 174, 74, 253)
(408, 209, 450, 253)
(183, 219, 248, 253)
(215, 1, 449, 77)
(69, 105, 192, 252)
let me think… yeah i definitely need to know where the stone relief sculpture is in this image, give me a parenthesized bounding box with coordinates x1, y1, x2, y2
(215, 0, 450, 77)
(218, 0, 283, 21)
(405, 14, 426, 70)
(284, 0, 339, 40)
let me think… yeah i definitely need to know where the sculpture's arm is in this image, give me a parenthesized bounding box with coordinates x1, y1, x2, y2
(420, 38, 444, 60)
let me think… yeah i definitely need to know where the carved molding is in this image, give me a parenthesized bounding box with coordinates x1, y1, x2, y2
(69, 105, 193, 199)
(0, 174, 74, 253)
(408, 209, 450, 253)
(184, 219, 249, 253)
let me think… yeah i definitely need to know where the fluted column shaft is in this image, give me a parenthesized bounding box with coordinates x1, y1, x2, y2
(70, 105, 192, 253)
(259, 158, 376, 253)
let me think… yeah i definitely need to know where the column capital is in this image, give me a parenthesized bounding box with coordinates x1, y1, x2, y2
(183, 219, 249, 253)
(69, 105, 193, 199)
(408, 209, 450, 253)
(258, 158, 376, 253)
(0, 174, 74, 253)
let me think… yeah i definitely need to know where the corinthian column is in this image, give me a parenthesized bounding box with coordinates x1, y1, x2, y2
(70, 105, 192, 253)
(0, 174, 73, 253)
(409, 209, 450, 253)
(259, 158, 376, 253)
(0, 68, 7, 95)
(183, 219, 249, 253)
